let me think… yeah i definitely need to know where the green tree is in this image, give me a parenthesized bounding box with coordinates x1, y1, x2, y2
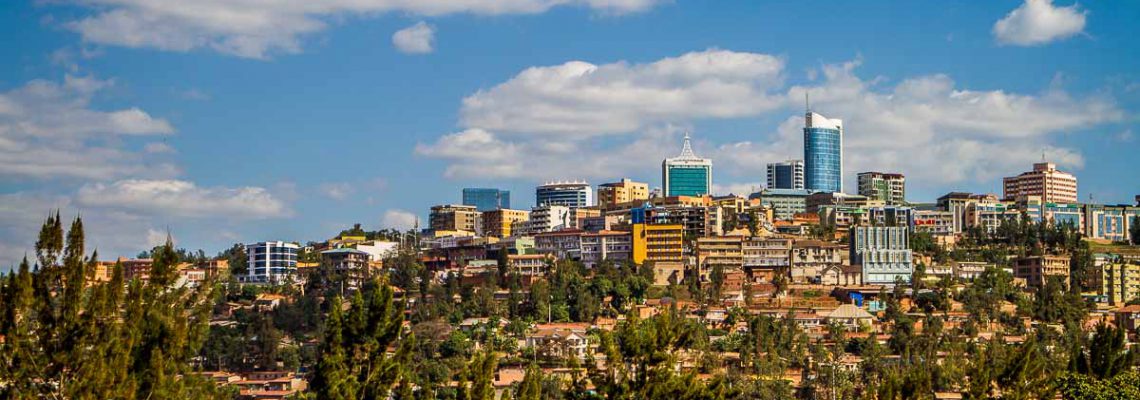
(1071, 323, 1135, 380)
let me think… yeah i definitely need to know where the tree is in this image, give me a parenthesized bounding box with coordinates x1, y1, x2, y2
(1132, 216, 1140, 246)
(1071, 323, 1135, 380)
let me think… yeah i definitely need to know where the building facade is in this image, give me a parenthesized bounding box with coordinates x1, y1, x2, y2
(662, 133, 712, 197)
(804, 111, 843, 193)
(247, 241, 300, 284)
(1002, 162, 1078, 203)
(529, 205, 572, 233)
(766, 160, 805, 190)
(536, 181, 592, 209)
(1014, 255, 1070, 288)
(481, 209, 530, 238)
(429, 204, 479, 234)
(319, 248, 372, 290)
(580, 231, 632, 268)
(597, 178, 649, 207)
(1085, 204, 1140, 243)
(462, 188, 510, 212)
(753, 189, 811, 221)
(857, 172, 906, 205)
(850, 226, 913, 285)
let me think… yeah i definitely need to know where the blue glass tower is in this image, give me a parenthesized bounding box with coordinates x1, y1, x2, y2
(803, 111, 843, 193)
(662, 133, 712, 197)
(462, 188, 510, 211)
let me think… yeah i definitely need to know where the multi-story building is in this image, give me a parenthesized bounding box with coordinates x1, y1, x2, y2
(806, 192, 871, 214)
(696, 235, 744, 282)
(508, 254, 551, 276)
(804, 111, 843, 193)
(753, 189, 810, 221)
(662, 133, 712, 197)
(857, 172, 906, 205)
(967, 202, 1020, 233)
(319, 248, 371, 291)
(1097, 260, 1140, 306)
(1002, 162, 1078, 204)
(791, 239, 845, 283)
(937, 192, 999, 234)
(580, 230, 632, 268)
(632, 223, 685, 285)
(246, 241, 300, 284)
(536, 181, 592, 209)
(481, 209, 530, 238)
(850, 226, 913, 286)
(1085, 204, 1140, 243)
(529, 205, 572, 233)
(1020, 196, 1083, 229)
(912, 209, 955, 235)
(462, 188, 510, 212)
(533, 230, 583, 260)
(742, 236, 792, 282)
(1014, 255, 1070, 288)
(597, 178, 649, 207)
(634, 204, 722, 238)
(429, 204, 479, 234)
(766, 160, 805, 190)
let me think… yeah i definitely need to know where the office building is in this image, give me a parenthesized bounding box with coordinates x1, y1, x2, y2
(662, 133, 713, 197)
(766, 160, 805, 190)
(1085, 204, 1140, 243)
(462, 188, 510, 212)
(850, 226, 913, 285)
(481, 209, 530, 238)
(597, 178, 649, 207)
(246, 241, 300, 284)
(857, 172, 906, 205)
(631, 224, 684, 265)
(1014, 255, 1070, 288)
(536, 181, 592, 209)
(429, 204, 479, 234)
(580, 230, 632, 268)
(1002, 162, 1078, 203)
(529, 205, 572, 233)
(803, 111, 843, 193)
(752, 189, 811, 221)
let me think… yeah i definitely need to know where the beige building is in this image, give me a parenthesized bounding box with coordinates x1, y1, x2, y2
(482, 209, 530, 238)
(1098, 262, 1140, 306)
(597, 178, 649, 207)
(696, 235, 744, 282)
(791, 240, 846, 283)
(1014, 255, 1071, 288)
(742, 236, 792, 282)
(1002, 162, 1078, 204)
(430, 204, 479, 233)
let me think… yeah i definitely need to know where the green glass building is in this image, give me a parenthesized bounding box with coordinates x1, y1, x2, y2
(662, 133, 712, 197)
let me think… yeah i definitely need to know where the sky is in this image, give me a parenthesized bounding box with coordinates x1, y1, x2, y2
(1, 0, 1138, 268)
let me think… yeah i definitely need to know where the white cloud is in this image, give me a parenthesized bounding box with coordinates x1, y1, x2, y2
(461, 49, 785, 137)
(76, 179, 290, 219)
(392, 22, 435, 54)
(62, 0, 662, 59)
(143, 142, 176, 154)
(994, 0, 1086, 46)
(0, 75, 178, 180)
(420, 50, 1121, 197)
(381, 209, 418, 230)
(711, 182, 764, 197)
(319, 182, 355, 200)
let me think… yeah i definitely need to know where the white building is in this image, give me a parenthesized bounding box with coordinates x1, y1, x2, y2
(850, 226, 913, 285)
(536, 181, 592, 209)
(530, 205, 572, 233)
(246, 241, 300, 284)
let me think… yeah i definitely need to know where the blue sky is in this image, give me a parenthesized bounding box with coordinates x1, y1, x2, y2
(1, 0, 1138, 267)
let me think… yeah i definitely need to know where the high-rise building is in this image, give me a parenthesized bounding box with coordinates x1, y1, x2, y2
(857, 172, 906, 205)
(536, 181, 592, 209)
(597, 178, 650, 207)
(766, 160, 805, 190)
(662, 133, 712, 197)
(850, 226, 913, 285)
(429, 204, 479, 234)
(1002, 162, 1078, 204)
(481, 209, 530, 238)
(803, 111, 843, 193)
(246, 241, 300, 284)
(462, 188, 510, 212)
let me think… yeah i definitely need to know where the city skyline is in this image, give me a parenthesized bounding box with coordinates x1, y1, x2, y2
(2, 0, 1139, 265)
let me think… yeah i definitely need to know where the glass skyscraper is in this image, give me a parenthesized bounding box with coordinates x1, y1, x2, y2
(462, 188, 510, 211)
(662, 133, 712, 197)
(535, 181, 592, 208)
(766, 159, 804, 190)
(803, 111, 843, 193)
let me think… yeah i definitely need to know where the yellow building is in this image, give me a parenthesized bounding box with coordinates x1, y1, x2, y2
(597, 178, 650, 207)
(1100, 262, 1140, 306)
(482, 209, 530, 238)
(696, 234, 745, 282)
(632, 224, 684, 265)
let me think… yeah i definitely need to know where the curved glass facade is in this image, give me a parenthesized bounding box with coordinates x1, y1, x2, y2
(804, 127, 842, 192)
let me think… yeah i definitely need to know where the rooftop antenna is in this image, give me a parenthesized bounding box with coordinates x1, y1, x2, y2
(805, 91, 811, 113)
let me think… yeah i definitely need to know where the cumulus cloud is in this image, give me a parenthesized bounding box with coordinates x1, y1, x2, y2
(0, 75, 178, 180)
(420, 50, 1121, 197)
(392, 22, 435, 54)
(994, 0, 1086, 46)
(319, 182, 355, 200)
(76, 179, 290, 219)
(381, 209, 418, 230)
(461, 49, 785, 137)
(61, 0, 662, 59)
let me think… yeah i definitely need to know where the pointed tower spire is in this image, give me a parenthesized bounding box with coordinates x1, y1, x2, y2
(805, 90, 810, 113)
(678, 132, 697, 159)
